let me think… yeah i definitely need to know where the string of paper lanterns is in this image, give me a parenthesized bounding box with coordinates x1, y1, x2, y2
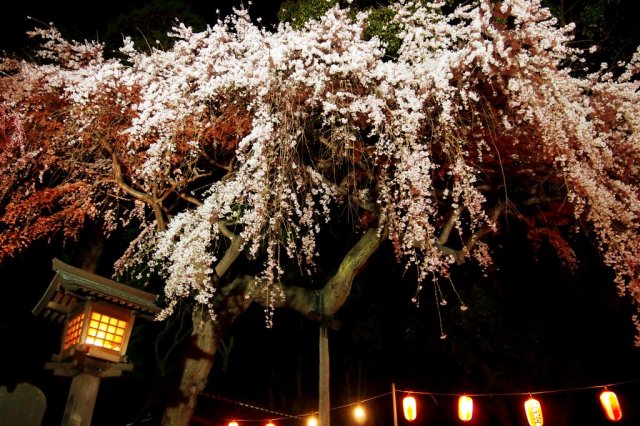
(398, 385, 627, 425)
(202, 379, 637, 425)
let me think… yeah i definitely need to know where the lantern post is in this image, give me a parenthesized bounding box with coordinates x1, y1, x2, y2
(33, 258, 160, 426)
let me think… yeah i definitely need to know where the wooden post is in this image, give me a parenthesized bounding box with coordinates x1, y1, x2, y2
(45, 350, 133, 426)
(319, 324, 330, 426)
(392, 383, 398, 426)
(309, 292, 341, 426)
(61, 373, 100, 426)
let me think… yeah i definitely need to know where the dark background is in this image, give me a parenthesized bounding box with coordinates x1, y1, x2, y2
(1, 1, 640, 425)
(2, 221, 639, 425)
(0, 0, 285, 56)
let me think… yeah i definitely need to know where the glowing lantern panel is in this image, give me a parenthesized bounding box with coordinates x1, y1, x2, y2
(458, 395, 473, 422)
(524, 397, 544, 426)
(85, 311, 127, 351)
(62, 312, 85, 349)
(403, 395, 417, 421)
(600, 390, 623, 422)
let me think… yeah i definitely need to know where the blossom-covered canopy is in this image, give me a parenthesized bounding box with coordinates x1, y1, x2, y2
(1, 0, 639, 339)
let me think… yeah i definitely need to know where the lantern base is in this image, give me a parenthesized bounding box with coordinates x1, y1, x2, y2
(45, 348, 133, 378)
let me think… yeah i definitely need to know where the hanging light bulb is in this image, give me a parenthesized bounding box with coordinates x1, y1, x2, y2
(599, 389, 623, 422)
(458, 395, 473, 422)
(265, 422, 276, 426)
(228, 422, 239, 426)
(307, 416, 318, 426)
(353, 404, 366, 424)
(403, 395, 417, 421)
(524, 396, 544, 426)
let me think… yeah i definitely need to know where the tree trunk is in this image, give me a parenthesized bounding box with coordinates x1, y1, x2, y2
(161, 308, 216, 426)
(79, 229, 104, 273)
(161, 281, 253, 426)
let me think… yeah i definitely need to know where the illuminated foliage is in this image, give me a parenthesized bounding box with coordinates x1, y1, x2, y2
(1, 0, 639, 332)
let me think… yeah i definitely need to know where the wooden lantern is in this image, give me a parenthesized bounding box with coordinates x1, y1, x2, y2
(34, 258, 160, 364)
(403, 395, 417, 421)
(33, 258, 160, 426)
(60, 301, 134, 362)
(458, 395, 473, 422)
(599, 389, 623, 422)
(524, 396, 544, 426)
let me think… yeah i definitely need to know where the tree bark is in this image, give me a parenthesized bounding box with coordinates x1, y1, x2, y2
(161, 308, 216, 426)
(161, 279, 253, 426)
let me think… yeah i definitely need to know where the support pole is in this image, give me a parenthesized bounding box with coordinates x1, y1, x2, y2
(61, 373, 100, 426)
(45, 351, 132, 426)
(319, 325, 330, 426)
(311, 291, 341, 426)
(392, 383, 398, 426)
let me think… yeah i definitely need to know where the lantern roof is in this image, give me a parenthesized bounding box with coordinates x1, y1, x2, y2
(33, 258, 160, 323)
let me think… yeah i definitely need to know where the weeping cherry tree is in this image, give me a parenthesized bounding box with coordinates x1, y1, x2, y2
(1, 0, 639, 424)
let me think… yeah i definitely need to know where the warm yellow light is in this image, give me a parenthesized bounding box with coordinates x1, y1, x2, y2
(458, 395, 473, 422)
(524, 396, 543, 426)
(265, 422, 276, 426)
(63, 313, 85, 349)
(228, 422, 239, 426)
(83, 311, 127, 351)
(353, 405, 366, 424)
(307, 416, 318, 426)
(403, 395, 417, 421)
(600, 389, 623, 422)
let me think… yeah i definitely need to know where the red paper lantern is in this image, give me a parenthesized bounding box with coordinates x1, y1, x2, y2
(524, 396, 543, 426)
(403, 395, 417, 421)
(600, 389, 623, 422)
(458, 395, 473, 422)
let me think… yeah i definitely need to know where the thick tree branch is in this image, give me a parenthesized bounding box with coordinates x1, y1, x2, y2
(220, 227, 388, 319)
(321, 227, 387, 314)
(99, 140, 167, 230)
(438, 205, 464, 245)
(213, 231, 244, 281)
(436, 201, 508, 264)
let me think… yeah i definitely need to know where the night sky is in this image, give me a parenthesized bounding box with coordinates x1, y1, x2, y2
(0, 0, 284, 55)
(1, 1, 640, 426)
